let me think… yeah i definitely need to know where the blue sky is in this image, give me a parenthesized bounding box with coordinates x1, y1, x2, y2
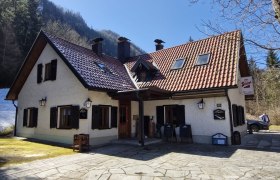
(48, 0, 230, 53)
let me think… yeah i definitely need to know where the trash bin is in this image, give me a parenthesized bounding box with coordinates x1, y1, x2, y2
(232, 131, 241, 145)
(212, 133, 228, 145)
(164, 124, 175, 141)
(179, 124, 193, 143)
(72, 134, 90, 152)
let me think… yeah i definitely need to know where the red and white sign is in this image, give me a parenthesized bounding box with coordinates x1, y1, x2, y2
(240, 76, 254, 95)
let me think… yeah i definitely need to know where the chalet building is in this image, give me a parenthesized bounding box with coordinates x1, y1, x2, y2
(6, 30, 250, 146)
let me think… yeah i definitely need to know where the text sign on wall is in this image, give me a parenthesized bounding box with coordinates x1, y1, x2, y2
(240, 76, 254, 95)
(213, 109, 225, 120)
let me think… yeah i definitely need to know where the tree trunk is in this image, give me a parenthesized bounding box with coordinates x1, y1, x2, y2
(272, 0, 280, 24)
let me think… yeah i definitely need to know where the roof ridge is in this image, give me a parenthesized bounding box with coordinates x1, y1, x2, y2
(127, 30, 241, 60)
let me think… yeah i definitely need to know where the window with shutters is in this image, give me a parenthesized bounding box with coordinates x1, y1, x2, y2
(92, 105, 118, 130)
(23, 108, 38, 128)
(156, 105, 185, 127)
(232, 104, 245, 127)
(44, 59, 57, 81)
(49, 105, 79, 129)
(37, 64, 43, 83)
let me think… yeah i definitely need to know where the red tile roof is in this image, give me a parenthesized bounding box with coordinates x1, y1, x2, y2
(125, 30, 242, 92)
(45, 33, 135, 91)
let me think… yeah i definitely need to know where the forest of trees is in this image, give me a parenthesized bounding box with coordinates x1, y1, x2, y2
(0, 0, 144, 87)
(247, 50, 280, 125)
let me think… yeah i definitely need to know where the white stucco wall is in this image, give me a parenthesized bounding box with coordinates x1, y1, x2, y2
(141, 96, 232, 144)
(17, 43, 119, 145)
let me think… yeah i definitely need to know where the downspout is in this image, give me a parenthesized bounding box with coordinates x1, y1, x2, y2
(12, 100, 18, 136)
(225, 89, 234, 144)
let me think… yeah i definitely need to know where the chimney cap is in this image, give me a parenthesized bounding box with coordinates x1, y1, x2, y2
(118, 37, 130, 42)
(154, 39, 165, 44)
(91, 37, 104, 43)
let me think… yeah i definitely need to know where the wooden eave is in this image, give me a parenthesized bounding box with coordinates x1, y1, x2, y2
(6, 32, 47, 100)
(108, 86, 171, 101)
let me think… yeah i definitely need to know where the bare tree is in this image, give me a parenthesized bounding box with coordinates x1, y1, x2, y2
(191, 0, 280, 51)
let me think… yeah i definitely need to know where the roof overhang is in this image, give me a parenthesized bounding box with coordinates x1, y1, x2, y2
(108, 86, 171, 101)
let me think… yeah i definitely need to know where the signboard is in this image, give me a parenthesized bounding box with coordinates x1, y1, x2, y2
(79, 108, 87, 119)
(240, 76, 254, 95)
(213, 109, 225, 120)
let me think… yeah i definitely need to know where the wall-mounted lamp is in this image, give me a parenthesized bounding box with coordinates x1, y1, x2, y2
(39, 97, 47, 106)
(197, 98, 205, 109)
(84, 98, 92, 108)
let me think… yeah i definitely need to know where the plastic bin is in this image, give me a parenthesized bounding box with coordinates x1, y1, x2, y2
(212, 133, 228, 145)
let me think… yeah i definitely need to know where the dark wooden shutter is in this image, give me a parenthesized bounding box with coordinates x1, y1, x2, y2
(37, 64, 43, 84)
(32, 108, 38, 127)
(71, 105, 80, 129)
(232, 104, 238, 127)
(156, 106, 164, 126)
(92, 105, 100, 129)
(51, 59, 57, 81)
(111, 106, 118, 128)
(240, 106, 245, 124)
(50, 107, 57, 128)
(23, 109, 28, 127)
(237, 106, 242, 126)
(176, 105, 185, 125)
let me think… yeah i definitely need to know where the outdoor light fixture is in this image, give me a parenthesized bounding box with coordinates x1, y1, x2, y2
(39, 97, 47, 106)
(197, 98, 205, 109)
(84, 98, 92, 108)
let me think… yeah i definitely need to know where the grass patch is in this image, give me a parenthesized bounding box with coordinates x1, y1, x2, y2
(269, 125, 280, 131)
(0, 138, 76, 167)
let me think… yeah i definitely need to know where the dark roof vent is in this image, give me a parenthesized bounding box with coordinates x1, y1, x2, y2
(118, 37, 130, 63)
(154, 39, 165, 51)
(91, 37, 104, 56)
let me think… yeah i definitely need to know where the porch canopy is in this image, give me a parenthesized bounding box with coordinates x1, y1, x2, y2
(108, 86, 171, 146)
(108, 86, 171, 101)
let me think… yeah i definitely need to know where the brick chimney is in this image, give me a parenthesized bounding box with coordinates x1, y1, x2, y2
(154, 39, 165, 51)
(92, 37, 104, 56)
(118, 37, 130, 63)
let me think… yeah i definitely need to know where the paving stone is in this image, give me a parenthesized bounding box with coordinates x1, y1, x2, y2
(36, 168, 59, 178)
(109, 174, 141, 180)
(165, 170, 185, 178)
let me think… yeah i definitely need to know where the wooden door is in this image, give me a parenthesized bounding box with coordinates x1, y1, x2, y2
(118, 100, 131, 138)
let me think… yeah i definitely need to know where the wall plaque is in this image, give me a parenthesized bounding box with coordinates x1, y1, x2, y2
(213, 109, 225, 120)
(79, 108, 88, 119)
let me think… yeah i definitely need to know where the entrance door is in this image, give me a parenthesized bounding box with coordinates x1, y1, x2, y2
(118, 100, 131, 138)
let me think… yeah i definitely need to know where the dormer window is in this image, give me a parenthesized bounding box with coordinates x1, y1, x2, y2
(196, 53, 210, 65)
(131, 59, 158, 82)
(171, 58, 185, 70)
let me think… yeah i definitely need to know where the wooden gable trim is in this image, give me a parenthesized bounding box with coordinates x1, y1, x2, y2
(6, 32, 47, 100)
(239, 33, 250, 77)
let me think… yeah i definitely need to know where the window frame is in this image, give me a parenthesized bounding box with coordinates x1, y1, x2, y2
(196, 53, 211, 65)
(98, 105, 110, 129)
(44, 62, 52, 81)
(171, 58, 186, 70)
(58, 105, 72, 129)
(23, 107, 38, 128)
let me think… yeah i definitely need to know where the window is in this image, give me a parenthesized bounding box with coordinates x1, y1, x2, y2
(96, 62, 112, 74)
(44, 63, 52, 81)
(196, 53, 210, 65)
(232, 104, 245, 127)
(44, 59, 57, 81)
(171, 58, 185, 70)
(120, 106, 127, 124)
(156, 105, 185, 127)
(23, 108, 38, 128)
(50, 105, 80, 129)
(92, 105, 118, 130)
(37, 64, 43, 84)
(59, 106, 72, 129)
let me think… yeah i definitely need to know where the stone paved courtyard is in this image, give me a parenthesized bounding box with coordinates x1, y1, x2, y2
(0, 141, 280, 180)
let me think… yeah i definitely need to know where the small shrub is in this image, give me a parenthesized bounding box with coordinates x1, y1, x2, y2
(0, 125, 14, 137)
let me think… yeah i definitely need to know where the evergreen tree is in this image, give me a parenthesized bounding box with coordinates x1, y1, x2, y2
(266, 50, 279, 68)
